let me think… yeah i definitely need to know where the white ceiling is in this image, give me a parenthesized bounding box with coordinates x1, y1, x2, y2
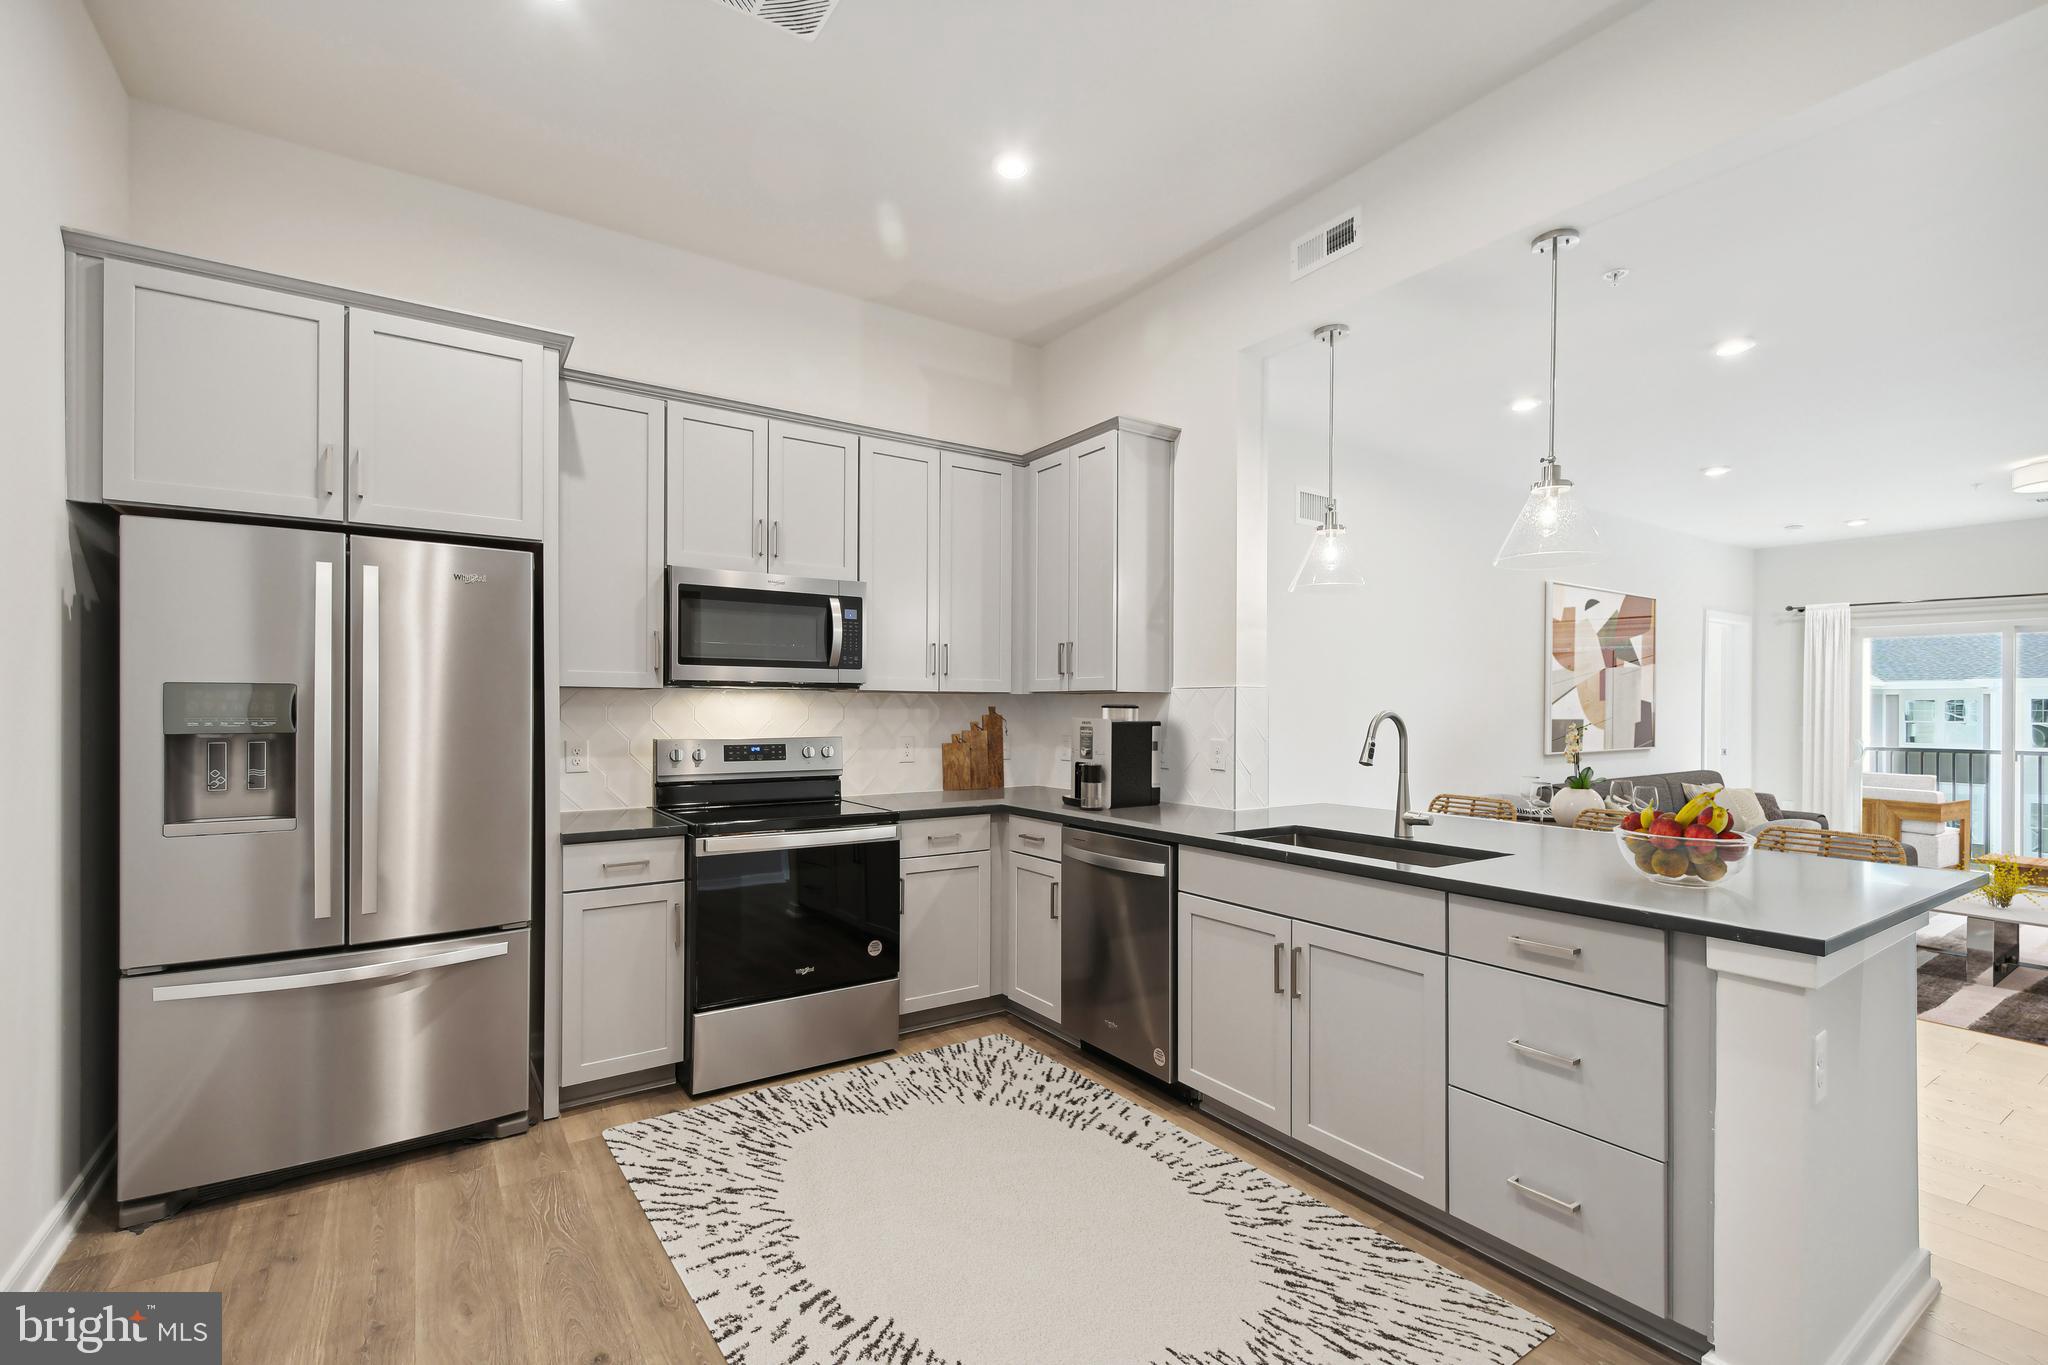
(82, 0, 1635, 343)
(1264, 35, 2048, 550)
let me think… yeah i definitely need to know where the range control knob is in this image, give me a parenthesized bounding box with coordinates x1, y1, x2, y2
(821, 745, 835, 758)
(802, 745, 817, 759)
(690, 747, 705, 763)
(668, 747, 682, 764)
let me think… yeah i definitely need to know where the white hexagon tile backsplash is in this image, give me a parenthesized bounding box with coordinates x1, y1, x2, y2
(558, 686, 1246, 811)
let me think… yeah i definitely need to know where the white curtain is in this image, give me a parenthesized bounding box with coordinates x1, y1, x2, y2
(1799, 603, 1859, 829)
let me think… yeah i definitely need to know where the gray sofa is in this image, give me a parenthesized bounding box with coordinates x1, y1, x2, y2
(1588, 769, 1828, 829)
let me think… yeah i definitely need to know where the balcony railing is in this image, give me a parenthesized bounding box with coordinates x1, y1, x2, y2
(1863, 746, 2048, 857)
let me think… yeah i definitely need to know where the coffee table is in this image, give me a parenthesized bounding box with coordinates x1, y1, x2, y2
(1964, 855, 2048, 985)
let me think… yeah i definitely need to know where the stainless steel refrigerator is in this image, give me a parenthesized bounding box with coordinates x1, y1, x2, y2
(117, 516, 533, 1224)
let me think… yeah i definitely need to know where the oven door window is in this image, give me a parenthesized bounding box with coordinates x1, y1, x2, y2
(673, 586, 833, 668)
(692, 842, 900, 1010)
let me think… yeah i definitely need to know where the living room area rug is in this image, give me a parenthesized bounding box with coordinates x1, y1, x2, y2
(605, 1034, 1554, 1365)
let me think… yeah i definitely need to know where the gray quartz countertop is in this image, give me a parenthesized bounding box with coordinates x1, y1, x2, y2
(559, 806, 687, 844)
(863, 787, 1986, 957)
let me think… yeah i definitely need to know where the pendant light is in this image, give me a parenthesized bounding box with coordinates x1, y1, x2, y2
(1289, 322, 1367, 591)
(1494, 227, 1603, 569)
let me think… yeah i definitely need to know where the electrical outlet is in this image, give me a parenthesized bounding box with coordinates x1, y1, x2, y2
(1812, 1029, 1829, 1103)
(1207, 738, 1229, 772)
(1055, 744, 1072, 767)
(563, 739, 589, 774)
(898, 740, 916, 764)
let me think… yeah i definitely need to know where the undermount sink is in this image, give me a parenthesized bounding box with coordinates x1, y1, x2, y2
(1225, 826, 1507, 869)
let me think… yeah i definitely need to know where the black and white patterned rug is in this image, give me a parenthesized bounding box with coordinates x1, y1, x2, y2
(605, 1034, 1553, 1365)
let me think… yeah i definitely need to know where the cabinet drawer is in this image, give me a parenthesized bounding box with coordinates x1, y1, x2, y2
(1181, 847, 1445, 952)
(1007, 816, 1063, 859)
(563, 837, 687, 892)
(1449, 1087, 1667, 1317)
(1448, 958, 1666, 1159)
(1449, 896, 1665, 1003)
(901, 815, 991, 858)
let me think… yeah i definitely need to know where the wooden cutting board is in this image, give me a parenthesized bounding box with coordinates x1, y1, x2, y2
(941, 707, 1005, 791)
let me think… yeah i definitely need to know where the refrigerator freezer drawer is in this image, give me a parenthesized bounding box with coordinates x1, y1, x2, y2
(118, 929, 529, 1203)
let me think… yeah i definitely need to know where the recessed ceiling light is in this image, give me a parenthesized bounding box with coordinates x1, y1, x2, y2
(2012, 457, 2048, 493)
(1508, 397, 1543, 414)
(1714, 337, 1757, 358)
(1844, 518, 1869, 527)
(1783, 523, 1805, 531)
(992, 152, 1032, 182)
(1700, 465, 1732, 478)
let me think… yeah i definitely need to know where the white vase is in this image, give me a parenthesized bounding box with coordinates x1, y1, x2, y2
(1549, 787, 1604, 830)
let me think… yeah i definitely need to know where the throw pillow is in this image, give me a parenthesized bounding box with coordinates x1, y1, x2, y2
(1684, 782, 1769, 833)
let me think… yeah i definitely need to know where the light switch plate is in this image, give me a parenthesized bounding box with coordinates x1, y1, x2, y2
(563, 739, 589, 774)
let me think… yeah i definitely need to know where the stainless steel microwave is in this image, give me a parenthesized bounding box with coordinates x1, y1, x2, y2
(665, 566, 865, 687)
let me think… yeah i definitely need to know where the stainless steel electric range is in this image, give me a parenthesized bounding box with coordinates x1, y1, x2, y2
(653, 737, 900, 1094)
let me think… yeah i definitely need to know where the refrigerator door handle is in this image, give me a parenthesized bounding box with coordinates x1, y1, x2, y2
(360, 563, 381, 917)
(150, 941, 509, 1002)
(313, 559, 335, 920)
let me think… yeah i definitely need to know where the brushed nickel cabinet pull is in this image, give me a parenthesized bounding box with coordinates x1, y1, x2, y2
(1508, 935, 1582, 960)
(1509, 1038, 1583, 1068)
(1273, 942, 1285, 994)
(1507, 1176, 1582, 1214)
(1291, 946, 1304, 999)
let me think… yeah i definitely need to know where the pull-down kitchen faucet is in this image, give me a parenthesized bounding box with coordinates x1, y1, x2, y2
(1359, 710, 1433, 835)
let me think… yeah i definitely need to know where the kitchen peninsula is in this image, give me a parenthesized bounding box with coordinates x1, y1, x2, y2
(863, 789, 1985, 1365)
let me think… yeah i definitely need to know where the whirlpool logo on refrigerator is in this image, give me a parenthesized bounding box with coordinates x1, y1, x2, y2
(3, 1293, 221, 1361)
(450, 572, 488, 584)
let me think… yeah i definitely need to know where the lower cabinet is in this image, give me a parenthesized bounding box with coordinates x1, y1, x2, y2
(561, 880, 685, 1088)
(1007, 852, 1061, 1021)
(900, 850, 992, 1013)
(1178, 891, 1448, 1209)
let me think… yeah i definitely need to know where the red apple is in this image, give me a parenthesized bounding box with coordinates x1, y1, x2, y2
(1621, 810, 1644, 832)
(1718, 827, 1749, 862)
(1650, 816, 1684, 851)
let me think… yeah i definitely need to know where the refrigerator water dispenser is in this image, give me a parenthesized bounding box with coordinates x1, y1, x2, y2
(161, 682, 297, 834)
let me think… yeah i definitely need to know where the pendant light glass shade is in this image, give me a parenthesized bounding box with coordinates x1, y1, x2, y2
(1289, 322, 1367, 590)
(1495, 228, 1603, 570)
(1494, 466, 1602, 568)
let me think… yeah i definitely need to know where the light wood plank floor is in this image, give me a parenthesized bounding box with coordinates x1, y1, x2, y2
(47, 1018, 2048, 1365)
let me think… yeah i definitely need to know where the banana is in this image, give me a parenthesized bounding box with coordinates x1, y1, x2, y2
(1673, 789, 1720, 826)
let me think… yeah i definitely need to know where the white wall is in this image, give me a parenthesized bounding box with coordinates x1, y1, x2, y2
(124, 104, 1039, 454)
(1034, 0, 2039, 690)
(1752, 519, 2048, 804)
(0, 0, 129, 1290)
(1264, 424, 1755, 809)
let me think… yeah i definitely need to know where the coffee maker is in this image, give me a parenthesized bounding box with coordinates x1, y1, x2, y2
(1065, 706, 1161, 810)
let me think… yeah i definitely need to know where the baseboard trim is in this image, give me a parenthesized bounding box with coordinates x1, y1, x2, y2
(3, 1130, 114, 1292)
(1700, 1248, 1935, 1365)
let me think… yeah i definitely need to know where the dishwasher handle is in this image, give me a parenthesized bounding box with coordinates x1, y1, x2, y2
(1065, 845, 1168, 878)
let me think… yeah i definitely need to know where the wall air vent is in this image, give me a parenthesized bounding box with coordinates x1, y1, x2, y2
(714, 0, 841, 40)
(1290, 208, 1361, 281)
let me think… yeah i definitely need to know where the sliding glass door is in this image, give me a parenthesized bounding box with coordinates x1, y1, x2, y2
(1862, 622, 2048, 857)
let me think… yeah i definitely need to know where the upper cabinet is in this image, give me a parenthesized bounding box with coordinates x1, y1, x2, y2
(767, 420, 859, 581)
(346, 310, 546, 540)
(97, 260, 347, 522)
(73, 249, 561, 542)
(1025, 427, 1172, 693)
(664, 402, 767, 573)
(666, 405, 858, 581)
(561, 382, 666, 688)
(859, 440, 1010, 693)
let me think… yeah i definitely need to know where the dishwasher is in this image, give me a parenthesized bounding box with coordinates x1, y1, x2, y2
(1061, 828, 1176, 1084)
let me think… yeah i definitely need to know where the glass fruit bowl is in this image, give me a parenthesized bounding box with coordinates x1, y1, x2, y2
(1614, 826, 1754, 888)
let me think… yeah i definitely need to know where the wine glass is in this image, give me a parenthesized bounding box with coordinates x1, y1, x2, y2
(1607, 780, 1635, 812)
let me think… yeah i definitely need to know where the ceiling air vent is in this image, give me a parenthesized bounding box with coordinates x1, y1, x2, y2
(714, 0, 841, 40)
(1290, 207, 1361, 281)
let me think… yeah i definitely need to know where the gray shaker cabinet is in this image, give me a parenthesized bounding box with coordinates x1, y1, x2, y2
(561, 880, 685, 1087)
(561, 383, 666, 687)
(346, 309, 547, 540)
(1177, 892, 1293, 1127)
(98, 259, 347, 522)
(1007, 852, 1062, 1021)
(900, 850, 992, 1014)
(1290, 919, 1447, 1207)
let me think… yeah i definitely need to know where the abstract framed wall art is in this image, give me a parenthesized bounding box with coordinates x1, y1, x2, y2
(1546, 582, 1656, 754)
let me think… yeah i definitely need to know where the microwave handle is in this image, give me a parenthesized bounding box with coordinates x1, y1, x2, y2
(827, 596, 844, 668)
